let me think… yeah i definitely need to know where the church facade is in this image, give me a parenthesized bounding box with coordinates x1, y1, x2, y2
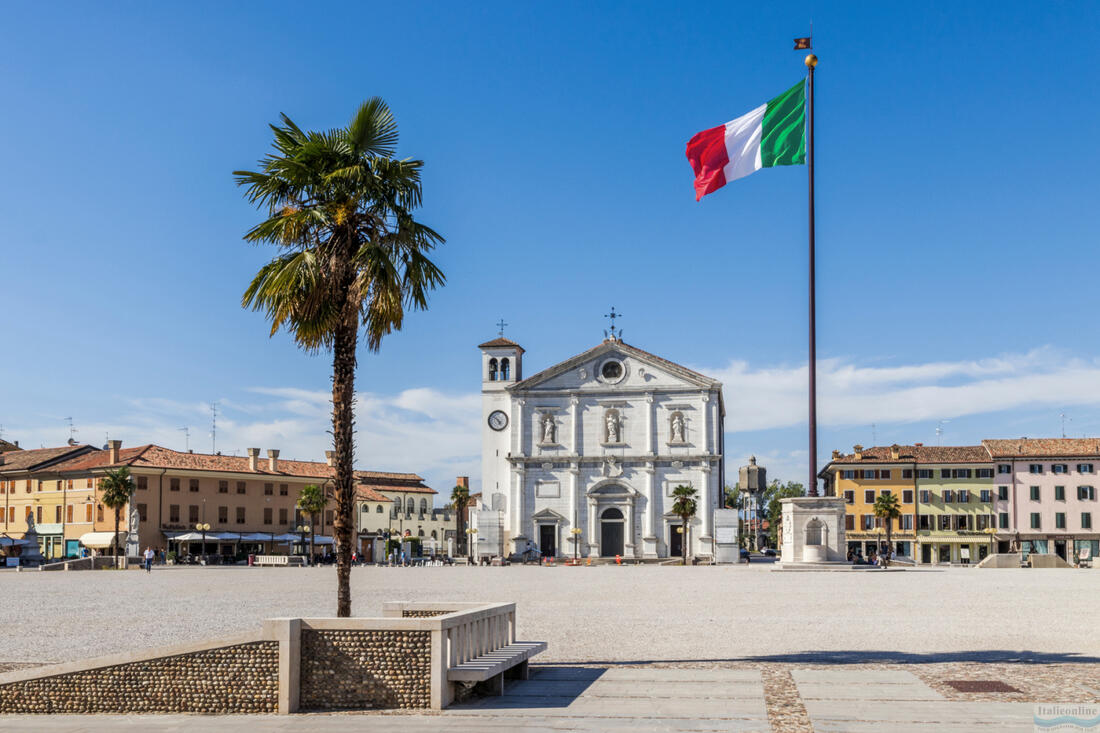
(478, 335, 725, 560)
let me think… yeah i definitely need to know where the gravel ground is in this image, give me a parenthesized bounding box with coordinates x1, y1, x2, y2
(1, 564, 1097, 666)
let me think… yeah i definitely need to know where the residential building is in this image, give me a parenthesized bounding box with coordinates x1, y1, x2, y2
(355, 471, 455, 560)
(0, 443, 100, 559)
(983, 438, 1100, 562)
(821, 444, 918, 560)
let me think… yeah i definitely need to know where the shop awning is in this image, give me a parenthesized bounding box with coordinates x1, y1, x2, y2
(78, 532, 127, 549)
(918, 535, 995, 544)
(239, 533, 275, 542)
(0, 536, 31, 547)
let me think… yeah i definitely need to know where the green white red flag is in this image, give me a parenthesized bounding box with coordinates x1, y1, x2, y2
(685, 79, 807, 200)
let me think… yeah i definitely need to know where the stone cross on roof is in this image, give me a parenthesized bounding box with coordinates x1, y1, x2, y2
(604, 306, 623, 340)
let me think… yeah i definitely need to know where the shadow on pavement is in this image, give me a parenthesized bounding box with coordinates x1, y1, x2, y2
(563, 650, 1100, 665)
(455, 665, 607, 710)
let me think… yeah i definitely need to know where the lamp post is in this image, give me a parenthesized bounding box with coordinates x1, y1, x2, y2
(195, 522, 211, 565)
(570, 527, 583, 563)
(465, 527, 478, 564)
(295, 524, 311, 564)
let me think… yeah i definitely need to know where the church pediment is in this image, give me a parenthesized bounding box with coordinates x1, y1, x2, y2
(510, 339, 721, 393)
(531, 507, 566, 522)
(586, 481, 637, 498)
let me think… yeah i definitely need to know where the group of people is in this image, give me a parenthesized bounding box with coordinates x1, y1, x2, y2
(847, 545, 894, 565)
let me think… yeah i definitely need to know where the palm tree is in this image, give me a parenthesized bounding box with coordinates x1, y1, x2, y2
(671, 484, 698, 565)
(296, 484, 329, 563)
(99, 468, 134, 569)
(236, 99, 445, 617)
(872, 492, 902, 567)
(450, 484, 470, 557)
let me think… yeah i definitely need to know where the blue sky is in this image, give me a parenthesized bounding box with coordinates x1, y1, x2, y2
(3, 2, 1100, 496)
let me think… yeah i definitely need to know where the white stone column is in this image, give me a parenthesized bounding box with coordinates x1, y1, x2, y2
(514, 467, 526, 545)
(699, 464, 713, 547)
(587, 496, 598, 557)
(569, 396, 579, 454)
(642, 463, 658, 557)
(645, 393, 655, 454)
(568, 464, 579, 535)
(624, 496, 635, 556)
(699, 392, 710, 453)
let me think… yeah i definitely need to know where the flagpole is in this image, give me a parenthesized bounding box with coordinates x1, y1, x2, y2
(806, 53, 819, 496)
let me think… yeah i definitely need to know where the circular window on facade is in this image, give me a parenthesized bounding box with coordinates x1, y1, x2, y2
(600, 359, 625, 383)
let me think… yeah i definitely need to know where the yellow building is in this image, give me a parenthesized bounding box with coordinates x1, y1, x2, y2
(0, 444, 99, 559)
(822, 444, 918, 560)
(822, 443, 996, 565)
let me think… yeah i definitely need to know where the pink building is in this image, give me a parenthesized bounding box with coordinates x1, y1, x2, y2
(984, 439, 1100, 562)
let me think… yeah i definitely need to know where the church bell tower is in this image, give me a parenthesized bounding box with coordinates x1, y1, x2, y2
(479, 333, 523, 525)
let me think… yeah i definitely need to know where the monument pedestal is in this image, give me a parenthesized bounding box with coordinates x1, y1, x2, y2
(777, 496, 848, 568)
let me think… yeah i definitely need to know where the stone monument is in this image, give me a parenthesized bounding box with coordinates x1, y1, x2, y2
(778, 495, 847, 565)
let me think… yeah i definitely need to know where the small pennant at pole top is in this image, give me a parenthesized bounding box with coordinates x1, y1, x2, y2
(794, 36, 812, 50)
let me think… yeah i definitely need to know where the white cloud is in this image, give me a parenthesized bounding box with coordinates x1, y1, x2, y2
(701, 347, 1100, 432)
(9, 346, 1100, 500)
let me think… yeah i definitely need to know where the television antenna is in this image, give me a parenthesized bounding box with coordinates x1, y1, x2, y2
(935, 419, 950, 446)
(64, 417, 77, 445)
(210, 402, 218, 454)
(1060, 412, 1071, 439)
(179, 426, 190, 452)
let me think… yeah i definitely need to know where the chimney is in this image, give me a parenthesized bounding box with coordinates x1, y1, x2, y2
(267, 449, 280, 472)
(107, 440, 121, 464)
(325, 450, 335, 468)
(831, 449, 840, 460)
(890, 444, 901, 461)
(247, 448, 260, 472)
(914, 442, 923, 447)
(456, 476, 469, 489)
(853, 444, 864, 460)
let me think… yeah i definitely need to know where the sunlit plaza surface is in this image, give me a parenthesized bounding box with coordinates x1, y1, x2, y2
(2, 564, 1095, 666)
(2, 564, 1097, 732)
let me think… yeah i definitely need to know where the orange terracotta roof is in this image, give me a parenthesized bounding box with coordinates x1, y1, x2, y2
(0, 445, 95, 472)
(478, 337, 524, 352)
(355, 486, 390, 502)
(828, 445, 991, 465)
(55, 444, 333, 478)
(982, 438, 1100, 458)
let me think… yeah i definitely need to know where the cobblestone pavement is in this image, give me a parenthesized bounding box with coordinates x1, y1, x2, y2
(1, 662, 1095, 731)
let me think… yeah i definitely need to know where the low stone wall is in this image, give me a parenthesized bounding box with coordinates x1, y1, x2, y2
(0, 640, 277, 714)
(0, 602, 525, 715)
(299, 629, 430, 709)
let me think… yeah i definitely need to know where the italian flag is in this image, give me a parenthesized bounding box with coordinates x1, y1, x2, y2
(685, 79, 806, 201)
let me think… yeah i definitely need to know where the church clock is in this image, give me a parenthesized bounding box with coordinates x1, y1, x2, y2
(487, 410, 509, 431)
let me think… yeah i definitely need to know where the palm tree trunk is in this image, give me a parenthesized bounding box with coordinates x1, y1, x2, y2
(456, 502, 466, 555)
(113, 508, 121, 569)
(885, 520, 893, 568)
(681, 517, 688, 566)
(332, 314, 358, 617)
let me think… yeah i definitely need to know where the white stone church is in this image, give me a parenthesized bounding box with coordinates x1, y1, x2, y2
(476, 333, 725, 560)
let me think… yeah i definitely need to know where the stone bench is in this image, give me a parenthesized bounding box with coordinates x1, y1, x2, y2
(448, 641, 547, 695)
(254, 555, 305, 566)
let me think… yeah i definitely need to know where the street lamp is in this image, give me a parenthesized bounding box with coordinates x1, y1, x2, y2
(570, 527, 583, 563)
(295, 524, 311, 564)
(195, 523, 211, 565)
(465, 527, 478, 563)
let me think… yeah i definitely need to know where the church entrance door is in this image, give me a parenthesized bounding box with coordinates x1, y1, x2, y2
(539, 524, 556, 558)
(669, 524, 682, 558)
(600, 507, 625, 557)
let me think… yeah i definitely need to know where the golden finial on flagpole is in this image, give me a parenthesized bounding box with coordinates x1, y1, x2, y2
(805, 54, 818, 68)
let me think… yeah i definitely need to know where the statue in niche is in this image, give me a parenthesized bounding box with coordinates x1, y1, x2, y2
(542, 415, 556, 444)
(671, 413, 685, 443)
(606, 412, 620, 443)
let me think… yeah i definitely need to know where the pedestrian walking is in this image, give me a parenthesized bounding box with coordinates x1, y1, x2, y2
(143, 546, 155, 573)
